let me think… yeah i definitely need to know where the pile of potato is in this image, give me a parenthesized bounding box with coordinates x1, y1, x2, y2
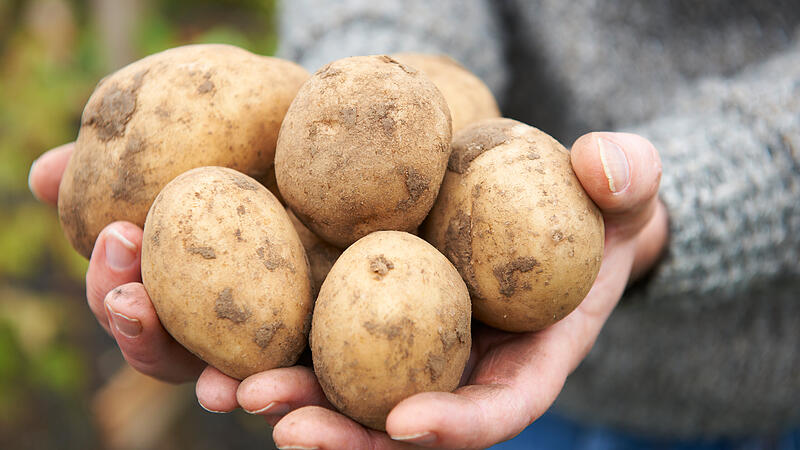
(58, 44, 604, 430)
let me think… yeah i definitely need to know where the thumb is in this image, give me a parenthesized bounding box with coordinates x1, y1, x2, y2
(570, 132, 662, 239)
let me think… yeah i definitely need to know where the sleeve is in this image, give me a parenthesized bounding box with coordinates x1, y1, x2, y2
(625, 39, 800, 308)
(276, 0, 508, 99)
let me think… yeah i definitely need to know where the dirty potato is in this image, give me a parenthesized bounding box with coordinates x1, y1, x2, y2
(422, 118, 604, 332)
(275, 55, 452, 248)
(59, 44, 309, 258)
(391, 52, 500, 133)
(311, 231, 470, 430)
(141, 167, 313, 380)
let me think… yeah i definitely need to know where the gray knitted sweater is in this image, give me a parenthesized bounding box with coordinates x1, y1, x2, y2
(278, 0, 800, 439)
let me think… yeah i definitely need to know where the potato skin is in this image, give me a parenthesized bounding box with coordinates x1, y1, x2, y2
(422, 118, 604, 332)
(141, 167, 313, 380)
(275, 55, 452, 248)
(391, 53, 500, 133)
(286, 208, 341, 295)
(59, 44, 309, 258)
(311, 231, 471, 430)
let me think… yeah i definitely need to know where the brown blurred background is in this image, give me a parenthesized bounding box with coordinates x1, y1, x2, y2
(0, 0, 284, 448)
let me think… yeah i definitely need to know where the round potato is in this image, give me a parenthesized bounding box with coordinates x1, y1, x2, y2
(286, 208, 341, 295)
(59, 44, 309, 258)
(311, 231, 470, 430)
(391, 52, 500, 133)
(275, 55, 452, 248)
(141, 167, 313, 380)
(422, 118, 604, 332)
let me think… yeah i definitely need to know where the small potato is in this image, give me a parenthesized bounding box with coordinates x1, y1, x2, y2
(275, 55, 452, 247)
(311, 231, 470, 430)
(422, 118, 604, 332)
(59, 44, 309, 258)
(391, 53, 501, 133)
(286, 208, 341, 295)
(141, 167, 313, 380)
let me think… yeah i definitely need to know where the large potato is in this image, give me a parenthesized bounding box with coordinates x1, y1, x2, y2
(275, 55, 452, 248)
(311, 231, 470, 430)
(141, 167, 313, 380)
(391, 52, 500, 133)
(422, 118, 604, 332)
(59, 44, 309, 258)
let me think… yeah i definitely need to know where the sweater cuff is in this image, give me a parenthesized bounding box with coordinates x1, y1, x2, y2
(624, 111, 799, 309)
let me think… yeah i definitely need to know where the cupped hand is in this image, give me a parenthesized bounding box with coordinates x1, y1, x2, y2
(194, 131, 667, 450)
(29, 143, 205, 383)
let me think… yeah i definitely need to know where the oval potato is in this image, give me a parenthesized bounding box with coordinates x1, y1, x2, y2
(275, 55, 452, 247)
(311, 231, 471, 430)
(141, 167, 313, 380)
(59, 44, 309, 258)
(422, 118, 604, 332)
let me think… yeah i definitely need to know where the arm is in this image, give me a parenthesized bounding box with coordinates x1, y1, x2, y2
(625, 39, 800, 307)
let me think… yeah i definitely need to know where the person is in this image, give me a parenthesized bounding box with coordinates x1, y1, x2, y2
(28, 1, 800, 448)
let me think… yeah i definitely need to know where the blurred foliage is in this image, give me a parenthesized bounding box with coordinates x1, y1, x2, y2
(0, 0, 279, 448)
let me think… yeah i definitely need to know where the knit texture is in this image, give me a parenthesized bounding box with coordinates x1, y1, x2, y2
(278, 0, 800, 438)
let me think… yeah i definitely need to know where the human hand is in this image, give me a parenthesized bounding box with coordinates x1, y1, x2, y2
(29, 143, 205, 383)
(194, 131, 667, 449)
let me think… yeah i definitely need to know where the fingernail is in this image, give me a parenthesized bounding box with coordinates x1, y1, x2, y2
(597, 137, 630, 193)
(198, 400, 228, 414)
(105, 227, 138, 271)
(245, 401, 291, 416)
(28, 158, 40, 200)
(390, 431, 437, 445)
(106, 303, 142, 338)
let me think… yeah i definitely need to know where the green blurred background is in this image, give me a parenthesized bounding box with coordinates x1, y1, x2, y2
(0, 0, 284, 447)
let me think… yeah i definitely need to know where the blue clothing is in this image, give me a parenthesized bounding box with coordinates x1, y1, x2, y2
(492, 412, 800, 450)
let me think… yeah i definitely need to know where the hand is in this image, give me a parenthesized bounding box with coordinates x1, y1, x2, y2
(195, 131, 667, 449)
(29, 143, 205, 383)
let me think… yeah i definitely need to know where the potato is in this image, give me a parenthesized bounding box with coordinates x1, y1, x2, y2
(275, 55, 452, 248)
(59, 44, 309, 258)
(256, 165, 284, 205)
(391, 53, 500, 133)
(422, 118, 604, 332)
(286, 208, 341, 295)
(311, 231, 470, 430)
(141, 167, 313, 380)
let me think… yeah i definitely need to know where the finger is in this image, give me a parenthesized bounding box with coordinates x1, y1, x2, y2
(86, 222, 143, 334)
(273, 406, 419, 450)
(631, 199, 669, 280)
(105, 282, 205, 383)
(237, 366, 332, 425)
(28, 142, 74, 206)
(196, 366, 239, 413)
(385, 236, 638, 449)
(570, 132, 662, 237)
